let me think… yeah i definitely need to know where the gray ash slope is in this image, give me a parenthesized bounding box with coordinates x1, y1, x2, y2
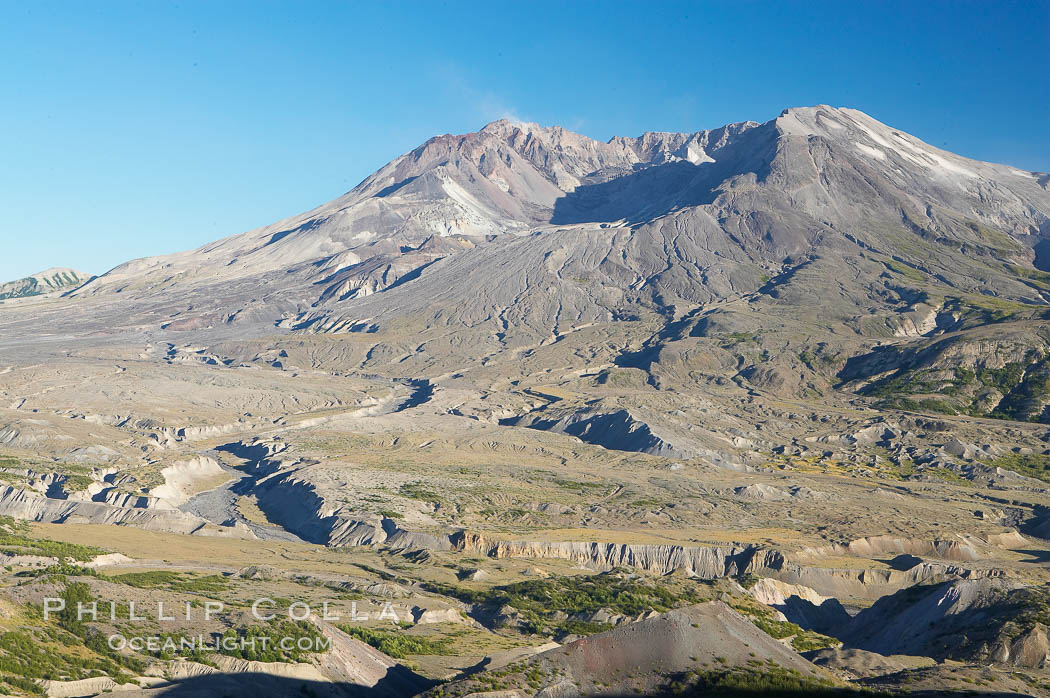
(73, 106, 1050, 321)
(293, 106, 1049, 344)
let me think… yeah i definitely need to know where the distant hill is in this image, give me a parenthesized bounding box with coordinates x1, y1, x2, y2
(0, 267, 91, 300)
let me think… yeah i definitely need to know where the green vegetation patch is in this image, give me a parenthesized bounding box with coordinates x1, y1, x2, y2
(946, 294, 1036, 325)
(0, 517, 106, 561)
(430, 659, 554, 696)
(107, 570, 228, 596)
(132, 620, 330, 665)
(673, 665, 874, 696)
(398, 481, 442, 503)
(720, 332, 760, 348)
(863, 367, 965, 401)
(338, 626, 451, 658)
(876, 396, 962, 416)
(0, 627, 139, 688)
(985, 453, 1050, 484)
(0, 582, 145, 689)
(1000, 587, 1050, 639)
(424, 571, 709, 637)
(734, 574, 760, 590)
(882, 258, 926, 282)
(863, 349, 1050, 424)
(977, 362, 1026, 393)
(140, 632, 216, 666)
(546, 475, 606, 491)
(15, 563, 100, 580)
(989, 359, 1050, 422)
(730, 601, 837, 653)
(59, 474, 94, 493)
(215, 620, 328, 663)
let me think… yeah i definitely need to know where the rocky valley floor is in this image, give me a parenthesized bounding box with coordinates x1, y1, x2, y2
(0, 312, 1049, 696)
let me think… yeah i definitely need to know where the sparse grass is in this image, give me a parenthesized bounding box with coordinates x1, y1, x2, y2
(547, 475, 606, 491)
(0, 516, 106, 562)
(106, 570, 228, 596)
(216, 619, 327, 663)
(947, 294, 1033, 323)
(398, 481, 441, 503)
(235, 493, 279, 526)
(337, 626, 451, 658)
(1008, 264, 1050, 291)
(600, 369, 639, 388)
(106, 570, 182, 587)
(883, 258, 926, 283)
(720, 332, 759, 348)
(985, 453, 1050, 483)
(59, 474, 93, 492)
(424, 571, 709, 637)
(675, 665, 861, 695)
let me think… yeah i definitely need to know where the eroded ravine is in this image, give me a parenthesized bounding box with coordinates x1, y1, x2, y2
(179, 456, 305, 543)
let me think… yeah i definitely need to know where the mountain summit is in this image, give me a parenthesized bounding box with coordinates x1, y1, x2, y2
(72, 105, 1049, 310)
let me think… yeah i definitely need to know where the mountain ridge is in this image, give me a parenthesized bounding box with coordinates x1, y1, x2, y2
(72, 105, 1049, 302)
(0, 267, 92, 300)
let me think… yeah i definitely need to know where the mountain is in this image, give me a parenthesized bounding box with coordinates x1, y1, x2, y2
(5, 105, 1050, 463)
(61, 106, 1050, 425)
(72, 107, 1050, 322)
(0, 267, 91, 300)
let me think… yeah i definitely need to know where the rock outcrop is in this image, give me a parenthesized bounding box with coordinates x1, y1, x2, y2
(0, 485, 253, 538)
(149, 456, 228, 506)
(843, 578, 1050, 668)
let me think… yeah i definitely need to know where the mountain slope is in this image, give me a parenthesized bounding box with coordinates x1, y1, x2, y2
(260, 108, 1050, 414)
(68, 118, 758, 301)
(844, 578, 1050, 668)
(0, 267, 91, 300)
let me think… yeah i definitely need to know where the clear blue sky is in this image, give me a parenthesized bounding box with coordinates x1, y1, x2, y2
(1, 1, 1047, 281)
